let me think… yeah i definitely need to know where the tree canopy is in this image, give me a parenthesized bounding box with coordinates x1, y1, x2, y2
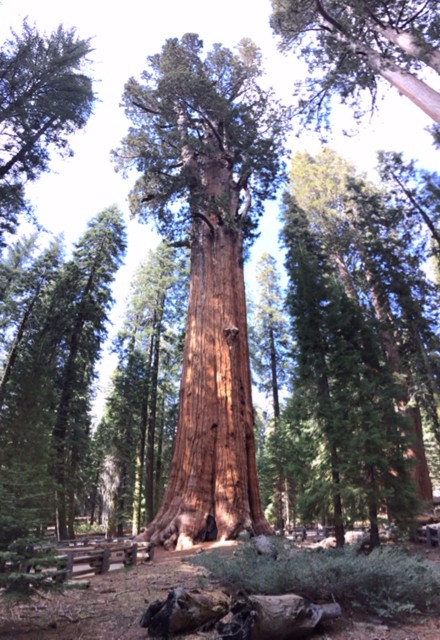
(113, 33, 290, 245)
(270, 0, 440, 129)
(0, 20, 95, 241)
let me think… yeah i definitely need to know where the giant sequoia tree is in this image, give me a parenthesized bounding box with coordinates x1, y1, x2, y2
(270, 0, 440, 128)
(114, 34, 289, 548)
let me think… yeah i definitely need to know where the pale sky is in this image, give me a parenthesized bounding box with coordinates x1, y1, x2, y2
(1, 0, 438, 417)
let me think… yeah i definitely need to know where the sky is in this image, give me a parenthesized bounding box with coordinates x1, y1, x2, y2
(1, 0, 439, 417)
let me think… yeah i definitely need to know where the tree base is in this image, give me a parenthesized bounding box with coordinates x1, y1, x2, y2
(136, 512, 273, 550)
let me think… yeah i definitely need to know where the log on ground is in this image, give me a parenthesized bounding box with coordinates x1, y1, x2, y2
(217, 593, 342, 640)
(140, 587, 231, 637)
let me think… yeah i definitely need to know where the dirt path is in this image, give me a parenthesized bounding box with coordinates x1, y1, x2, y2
(1, 542, 440, 639)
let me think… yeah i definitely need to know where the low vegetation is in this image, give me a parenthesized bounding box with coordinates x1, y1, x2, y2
(192, 540, 440, 621)
(0, 537, 63, 599)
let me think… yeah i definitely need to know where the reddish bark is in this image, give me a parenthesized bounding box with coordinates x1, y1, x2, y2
(142, 217, 271, 548)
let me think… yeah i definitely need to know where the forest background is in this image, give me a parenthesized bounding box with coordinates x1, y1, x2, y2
(1, 0, 437, 419)
(1, 0, 440, 545)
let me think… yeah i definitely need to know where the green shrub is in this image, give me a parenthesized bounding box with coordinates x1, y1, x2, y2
(0, 537, 64, 600)
(191, 541, 440, 621)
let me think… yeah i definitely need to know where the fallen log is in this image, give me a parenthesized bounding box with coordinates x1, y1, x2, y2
(217, 593, 342, 640)
(140, 587, 231, 637)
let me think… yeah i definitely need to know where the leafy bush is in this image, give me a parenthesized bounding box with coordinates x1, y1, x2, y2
(191, 541, 440, 621)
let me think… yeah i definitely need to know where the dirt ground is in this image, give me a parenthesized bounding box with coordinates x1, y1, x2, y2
(1, 541, 440, 640)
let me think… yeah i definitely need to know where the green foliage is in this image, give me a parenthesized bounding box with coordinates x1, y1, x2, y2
(270, 0, 440, 129)
(0, 207, 126, 541)
(97, 242, 188, 534)
(0, 537, 63, 599)
(0, 19, 95, 239)
(113, 33, 290, 245)
(49, 206, 126, 538)
(193, 542, 440, 620)
(280, 148, 433, 531)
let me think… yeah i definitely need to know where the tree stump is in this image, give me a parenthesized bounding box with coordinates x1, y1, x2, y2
(217, 594, 342, 640)
(140, 587, 231, 637)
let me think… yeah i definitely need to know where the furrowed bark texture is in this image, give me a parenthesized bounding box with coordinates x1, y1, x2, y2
(144, 218, 271, 548)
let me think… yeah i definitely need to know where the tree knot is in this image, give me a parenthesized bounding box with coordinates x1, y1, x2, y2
(223, 325, 239, 343)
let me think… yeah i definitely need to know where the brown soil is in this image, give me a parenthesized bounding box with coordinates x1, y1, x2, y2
(1, 541, 440, 640)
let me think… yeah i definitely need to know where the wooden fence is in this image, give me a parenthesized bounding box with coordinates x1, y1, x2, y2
(0, 537, 153, 584)
(415, 525, 440, 548)
(56, 539, 153, 581)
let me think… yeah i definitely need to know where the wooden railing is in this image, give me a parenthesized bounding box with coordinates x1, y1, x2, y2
(56, 539, 153, 581)
(415, 525, 440, 548)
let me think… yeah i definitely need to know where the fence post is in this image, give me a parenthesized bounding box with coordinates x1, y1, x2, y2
(130, 543, 138, 566)
(66, 552, 74, 580)
(101, 547, 111, 574)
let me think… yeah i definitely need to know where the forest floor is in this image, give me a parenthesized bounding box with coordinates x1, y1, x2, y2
(1, 540, 440, 640)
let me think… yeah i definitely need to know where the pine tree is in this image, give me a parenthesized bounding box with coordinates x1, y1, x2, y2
(0, 20, 95, 241)
(282, 197, 419, 545)
(250, 253, 290, 529)
(288, 148, 434, 502)
(0, 240, 64, 548)
(97, 242, 188, 536)
(0, 21, 95, 242)
(377, 150, 440, 280)
(346, 175, 439, 501)
(0, 236, 63, 409)
(50, 206, 126, 540)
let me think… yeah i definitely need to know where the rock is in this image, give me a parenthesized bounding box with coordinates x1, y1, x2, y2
(253, 535, 278, 559)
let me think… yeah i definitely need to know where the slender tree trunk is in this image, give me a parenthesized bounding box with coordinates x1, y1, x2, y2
(132, 334, 154, 534)
(154, 396, 165, 512)
(388, 172, 440, 249)
(52, 269, 95, 540)
(53, 344, 80, 541)
(117, 463, 127, 536)
(333, 253, 358, 301)
(143, 218, 271, 549)
(89, 470, 100, 525)
(131, 452, 143, 536)
(67, 477, 76, 540)
(0, 291, 39, 410)
(269, 323, 284, 529)
(269, 324, 280, 420)
(145, 322, 161, 522)
(355, 41, 440, 123)
(318, 368, 345, 547)
(0, 117, 56, 179)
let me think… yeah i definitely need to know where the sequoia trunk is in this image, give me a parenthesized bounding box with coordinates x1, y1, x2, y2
(143, 217, 271, 548)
